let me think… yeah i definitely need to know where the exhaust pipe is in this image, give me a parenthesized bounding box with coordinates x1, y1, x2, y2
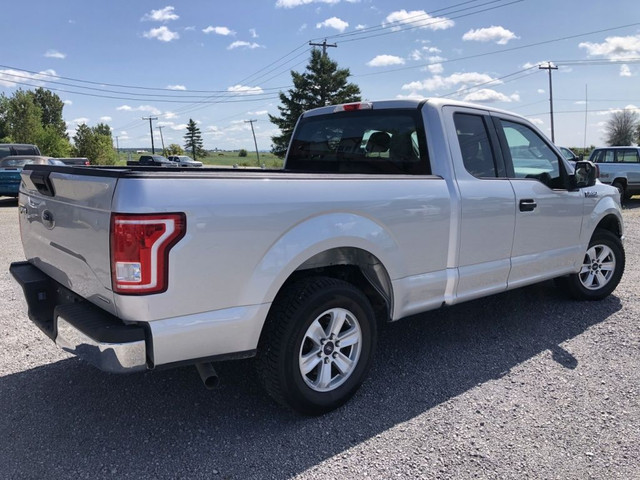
(195, 362, 219, 389)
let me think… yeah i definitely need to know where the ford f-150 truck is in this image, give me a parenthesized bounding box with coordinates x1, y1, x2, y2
(10, 99, 625, 415)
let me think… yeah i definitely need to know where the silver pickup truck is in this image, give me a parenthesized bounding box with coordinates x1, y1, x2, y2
(10, 99, 625, 414)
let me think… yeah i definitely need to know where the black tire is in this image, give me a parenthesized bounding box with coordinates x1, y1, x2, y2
(612, 181, 630, 202)
(559, 230, 625, 301)
(256, 276, 377, 415)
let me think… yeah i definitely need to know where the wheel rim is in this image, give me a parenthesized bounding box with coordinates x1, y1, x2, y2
(298, 307, 362, 392)
(578, 243, 616, 291)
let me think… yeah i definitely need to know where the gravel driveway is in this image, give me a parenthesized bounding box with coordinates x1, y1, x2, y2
(0, 196, 638, 479)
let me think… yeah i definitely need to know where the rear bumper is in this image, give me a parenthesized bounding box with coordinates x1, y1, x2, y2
(10, 261, 147, 373)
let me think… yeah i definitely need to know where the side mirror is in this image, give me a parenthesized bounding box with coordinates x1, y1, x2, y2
(574, 160, 597, 188)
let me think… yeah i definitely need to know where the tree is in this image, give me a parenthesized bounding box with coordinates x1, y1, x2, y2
(605, 109, 639, 146)
(269, 49, 361, 157)
(183, 119, 204, 160)
(72, 123, 116, 165)
(166, 143, 184, 156)
(4, 89, 43, 144)
(29, 88, 68, 139)
(37, 125, 72, 157)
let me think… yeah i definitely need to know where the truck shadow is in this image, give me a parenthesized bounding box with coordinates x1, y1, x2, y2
(0, 281, 622, 479)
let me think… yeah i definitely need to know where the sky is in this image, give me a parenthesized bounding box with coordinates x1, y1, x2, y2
(1, 0, 639, 152)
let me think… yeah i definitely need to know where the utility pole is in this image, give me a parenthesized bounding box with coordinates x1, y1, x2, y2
(245, 119, 260, 165)
(309, 39, 337, 106)
(142, 116, 158, 153)
(539, 62, 558, 142)
(115, 136, 120, 156)
(157, 126, 166, 155)
(309, 39, 337, 56)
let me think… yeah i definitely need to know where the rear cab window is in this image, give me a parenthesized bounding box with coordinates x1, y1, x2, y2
(286, 109, 430, 175)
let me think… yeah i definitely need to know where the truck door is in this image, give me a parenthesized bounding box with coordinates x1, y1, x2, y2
(445, 109, 516, 301)
(492, 115, 584, 287)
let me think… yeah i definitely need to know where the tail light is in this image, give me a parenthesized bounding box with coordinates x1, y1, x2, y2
(110, 213, 186, 295)
(333, 102, 373, 113)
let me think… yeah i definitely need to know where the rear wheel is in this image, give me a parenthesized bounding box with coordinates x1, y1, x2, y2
(558, 230, 625, 300)
(257, 276, 377, 415)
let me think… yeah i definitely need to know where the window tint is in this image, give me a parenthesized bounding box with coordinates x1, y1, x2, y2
(0, 146, 11, 159)
(286, 110, 429, 174)
(499, 119, 562, 187)
(454, 113, 497, 178)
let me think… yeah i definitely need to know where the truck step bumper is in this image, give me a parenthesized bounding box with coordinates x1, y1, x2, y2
(10, 261, 148, 373)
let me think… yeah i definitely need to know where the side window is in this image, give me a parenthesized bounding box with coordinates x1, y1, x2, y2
(499, 119, 562, 187)
(454, 113, 497, 178)
(0, 146, 11, 159)
(617, 149, 639, 163)
(603, 150, 615, 163)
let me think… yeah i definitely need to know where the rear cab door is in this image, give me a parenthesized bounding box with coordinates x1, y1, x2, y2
(442, 105, 516, 301)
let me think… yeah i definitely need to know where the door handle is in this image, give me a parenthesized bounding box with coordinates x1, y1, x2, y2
(519, 199, 537, 212)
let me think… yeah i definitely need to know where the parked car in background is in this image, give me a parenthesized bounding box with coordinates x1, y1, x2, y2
(57, 157, 90, 166)
(167, 155, 203, 167)
(126, 155, 177, 167)
(0, 155, 64, 197)
(588, 146, 640, 200)
(559, 147, 581, 164)
(0, 143, 41, 160)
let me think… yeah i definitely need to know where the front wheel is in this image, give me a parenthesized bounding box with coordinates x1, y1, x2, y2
(559, 230, 625, 300)
(257, 276, 377, 415)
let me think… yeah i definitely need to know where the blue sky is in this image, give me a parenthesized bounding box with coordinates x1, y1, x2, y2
(1, 0, 639, 151)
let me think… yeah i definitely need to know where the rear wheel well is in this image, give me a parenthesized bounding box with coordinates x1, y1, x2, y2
(276, 248, 392, 326)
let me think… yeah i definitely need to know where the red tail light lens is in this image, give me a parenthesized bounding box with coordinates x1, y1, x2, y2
(110, 213, 186, 295)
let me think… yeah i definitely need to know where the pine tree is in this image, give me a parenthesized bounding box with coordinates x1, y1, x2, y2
(183, 118, 204, 160)
(269, 49, 361, 158)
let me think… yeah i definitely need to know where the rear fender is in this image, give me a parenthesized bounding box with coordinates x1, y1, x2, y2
(242, 212, 403, 308)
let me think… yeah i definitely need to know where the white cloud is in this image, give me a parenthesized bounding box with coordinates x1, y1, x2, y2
(203, 26, 235, 36)
(163, 111, 178, 119)
(366, 55, 405, 67)
(402, 72, 500, 91)
(579, 34, 640, 60)
(426, 63, 444, 74)
(248, 110, 269, 115)
(355, 24, 366, 30)
(63, 99, 73, 105)
(249, 28, 258, 38)
(529, 118, 544, 126)
(0, 68, 57, 88)
(620, 64, 632, 77)
(463, 89, 520, 103)
(537, 89, 545, 94)
(44, 50, 66, 59)
(384, 9, 454, 32)
(116, 105, 162, 115)
(143, 26, 179, 42)
(462, 26, 518, 45)
(71, 117, 89, 125)
(167, 84, 186, 90)
(316, 17, 349, 32)
(100, 116, 112, 122)
(227, 84, 264, 95)
(227, 41, 262, 50)
(142, 6, 179, 22)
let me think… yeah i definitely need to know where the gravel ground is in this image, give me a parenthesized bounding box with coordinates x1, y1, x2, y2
(0, 195, 638, 479)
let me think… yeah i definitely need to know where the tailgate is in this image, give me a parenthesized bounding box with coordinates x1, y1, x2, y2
(18, 166, 120, 315)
